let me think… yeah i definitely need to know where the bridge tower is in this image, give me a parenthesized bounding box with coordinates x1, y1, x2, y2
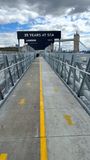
(74, 33, 80, 52)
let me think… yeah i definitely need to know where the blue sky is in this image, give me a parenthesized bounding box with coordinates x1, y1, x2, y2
(0, 17, 47, 33)
(0, 0, 90, 50)
(0, 22, 29, 32)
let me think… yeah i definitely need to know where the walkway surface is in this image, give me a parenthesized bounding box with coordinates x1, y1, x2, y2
(0, 57, 90, 160)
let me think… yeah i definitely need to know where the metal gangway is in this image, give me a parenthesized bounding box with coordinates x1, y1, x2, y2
(0, 51, 90, 113)
(0, 50, 90, 160)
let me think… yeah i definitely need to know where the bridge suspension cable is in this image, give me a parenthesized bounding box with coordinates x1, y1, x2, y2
(79, 41, 88, 50)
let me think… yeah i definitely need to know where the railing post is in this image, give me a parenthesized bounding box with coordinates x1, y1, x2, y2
(3, 54, 8, 93)
(67, 55, 74, 84)
(77, 58, 90, 97)
(52, 55, 54, 69)
(0, 89, 4, 100)
(18, 54, 24, 74)
(5, 55, 14, 87)
(14, 55, 20, 79)
(56, 55, 60, 73)
(60, 55, 65, 77)
(64, 60, 67, 82)
(73, 63, 76, 91)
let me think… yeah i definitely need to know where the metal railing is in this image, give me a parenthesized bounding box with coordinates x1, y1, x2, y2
(0, 51, 36, 105)
(43, 51, 90, 115)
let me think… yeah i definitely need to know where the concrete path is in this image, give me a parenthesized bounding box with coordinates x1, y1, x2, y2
(0, 57, 90, 160)
(0, 58, 40, 160)
(41, 57, 90, 160)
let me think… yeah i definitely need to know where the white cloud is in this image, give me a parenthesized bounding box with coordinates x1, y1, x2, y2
(0, 6, 39, 24)
(29, 12, 90, 50)
(0, 32, 17, 47)
(0, 4, 90, 50)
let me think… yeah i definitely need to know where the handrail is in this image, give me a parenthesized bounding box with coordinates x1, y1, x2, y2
(0, 52, 35, 104)
(46, 55, 90, 76)
(0, 56, 34, 73)
(43, 53, 90, 115)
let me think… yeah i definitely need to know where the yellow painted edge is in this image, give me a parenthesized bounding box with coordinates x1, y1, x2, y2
(40, 62, 48, 160)
(0, 153, 7, 160)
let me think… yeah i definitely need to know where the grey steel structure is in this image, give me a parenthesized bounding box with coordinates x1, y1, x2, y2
(43, 51, 90, 115)
(0, 48, 90, 115)
(0, 51, 36, 105)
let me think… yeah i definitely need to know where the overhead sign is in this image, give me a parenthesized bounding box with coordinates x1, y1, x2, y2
(17, 30, 61, 50)
(17, 31, 61, 40)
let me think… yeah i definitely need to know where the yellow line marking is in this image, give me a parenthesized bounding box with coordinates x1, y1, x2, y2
(18, 98, 26, 106)
(26, 82, 31, 86)
(0, 153, 7, 160)
(40, 62, 48, 160)
(64, 114, 74, 126)
(54, 87, 59, 92)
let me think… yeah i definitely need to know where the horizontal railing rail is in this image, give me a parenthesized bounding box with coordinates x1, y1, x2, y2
(48, 56, 90, 76)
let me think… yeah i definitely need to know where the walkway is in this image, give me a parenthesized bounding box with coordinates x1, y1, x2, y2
(0, 57, 90, 160)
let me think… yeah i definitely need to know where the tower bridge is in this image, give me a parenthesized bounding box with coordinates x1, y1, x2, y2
(0, 31, 90, 160)
(55, 33, 80, 52)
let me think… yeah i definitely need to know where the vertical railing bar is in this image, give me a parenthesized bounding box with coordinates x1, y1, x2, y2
(73, 63, 76, 91)
(57, 54, 60, 73)
(5, 55, 14, 87)
(14, 55, 20, 79)
(18, 54, 24, 74)
(3, 54, 8, 94)
(53, 55, 54, 69)
(60, 55, 65, 77)
(67, 55, 74, 84)
(0, 89, 4, 100)
(64, 60, 67, 82)
(77, 62, 90, 89)
(77, 58, 90, 97)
